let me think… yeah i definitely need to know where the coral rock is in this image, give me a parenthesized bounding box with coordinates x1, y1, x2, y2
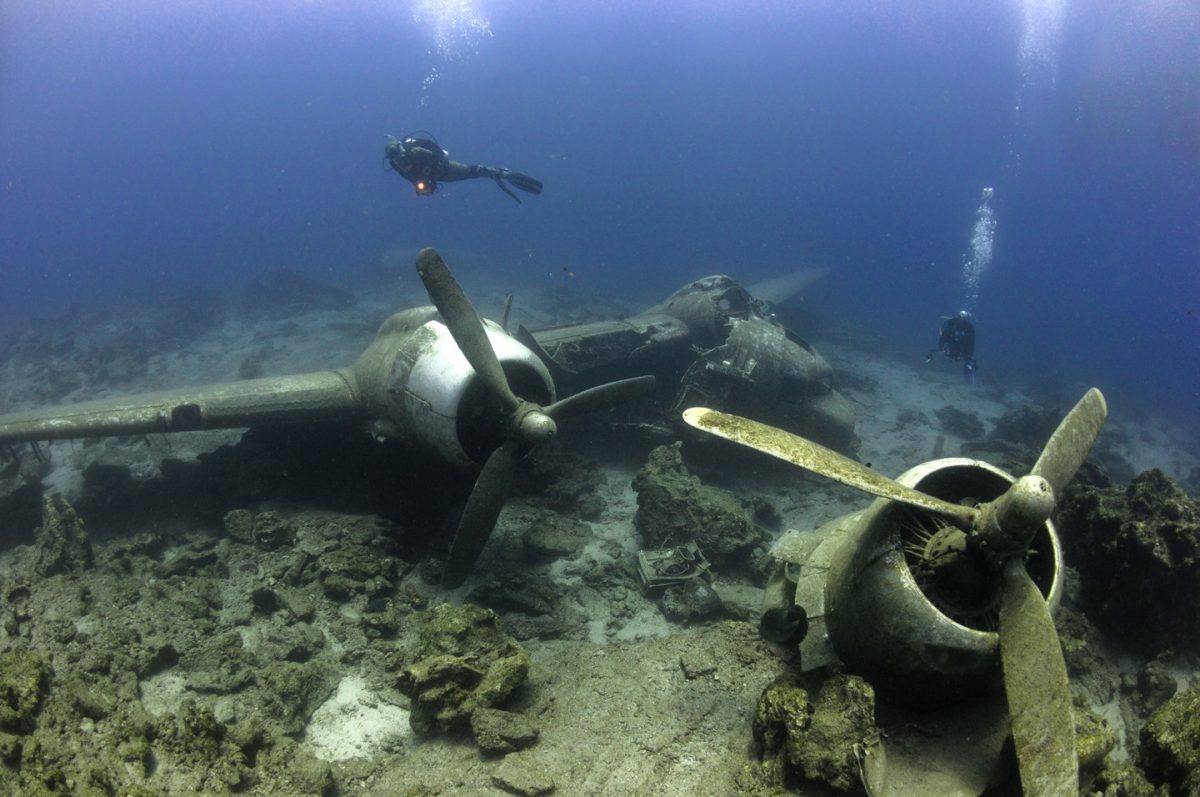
(397, 604, 530, 736)
(35, 494, 92, 576)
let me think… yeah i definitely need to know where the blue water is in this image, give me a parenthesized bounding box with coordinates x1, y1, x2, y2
(2, 1, 1197, 430)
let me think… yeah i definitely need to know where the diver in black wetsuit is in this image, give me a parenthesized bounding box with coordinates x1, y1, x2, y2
(925, 310, 978, 384)
(384, 132, 543, 204)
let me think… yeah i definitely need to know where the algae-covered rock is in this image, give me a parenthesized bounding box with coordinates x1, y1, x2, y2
(250, 510, 296, 550)
(794, 675, 875, 794)
(13, 736, 71, 794)
(468, 574, 558, 618)
(60, 672, 118, 721)
(35, 494, 92, 576)
(258, 736, 336, 796)
(467, 574, 590, 642)
(222, 508, 254, 543)
(519, 508, 593, 561)
(754, 674, 811, 773)
(491, 750, 556, 796)
(256, 661, 339, 737)
(471, 707, 539, 756)
(1131, 656, 1179, 719)
(632, 443, 763, 570)
(515, 448, 606, 520)
(362, 596, 402, 638)
(1137, 685, 1200, 795)
(754, 673, 875, 794)
(1055, 604, 1121, 704)
(1091, 762, 1167, 797)
(319, 538, 397, 601)
(1058, 469, 1200, 654)
(396, 603, 530, 736)
(153, 698, 248, 791)
(659, 580, 726, 624)
(0, 648, 48, 732)
(178, 628, 256, 695)
(1075, 700, 1117, 783)
(0, 730, 20, 765)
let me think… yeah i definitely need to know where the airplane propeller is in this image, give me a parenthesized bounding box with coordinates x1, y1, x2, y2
(683, 387, 1107, 797)
(416, 248, 655, 587)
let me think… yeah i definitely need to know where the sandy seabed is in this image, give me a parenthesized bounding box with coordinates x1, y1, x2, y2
(1, 271, 1197, 796)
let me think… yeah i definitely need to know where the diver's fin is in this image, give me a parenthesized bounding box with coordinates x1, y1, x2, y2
(495, 179, 522, 204)
(504, 171, 543, 195)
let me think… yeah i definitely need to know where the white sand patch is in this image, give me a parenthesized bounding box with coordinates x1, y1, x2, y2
(1108, 411, 1200, 484)
(139, 672, 188, 717)
(609, 604, 674, 642)
(303, 675, 410, 762)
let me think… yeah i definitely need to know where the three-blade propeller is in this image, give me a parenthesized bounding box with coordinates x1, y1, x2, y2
(683, 387, 1107, 797)
(416, 248, 655, 587)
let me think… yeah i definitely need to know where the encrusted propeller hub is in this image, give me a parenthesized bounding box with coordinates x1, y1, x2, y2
(517, 407, 557, 445)
(971, 474, 1056, 562)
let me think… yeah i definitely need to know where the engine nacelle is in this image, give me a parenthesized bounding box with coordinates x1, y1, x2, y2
(769, 456, 1064, 706)
(353, 307, 555, 469)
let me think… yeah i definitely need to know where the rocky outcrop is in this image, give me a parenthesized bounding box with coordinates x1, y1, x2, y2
(35, 494, 92, 576)
(1138, 686, 1200, 795)
(753, 673, 876, 794)
(395, 603, 531, 738)
(1057, 469, 1200, 654)
(632, 443, 764, 572)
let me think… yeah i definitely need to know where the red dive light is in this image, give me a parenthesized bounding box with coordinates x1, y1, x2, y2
(415, 180, 436, 196)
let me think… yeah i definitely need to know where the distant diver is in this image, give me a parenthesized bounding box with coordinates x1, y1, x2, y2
(925, 310, 978, 384)
(384, 131, 543, 204)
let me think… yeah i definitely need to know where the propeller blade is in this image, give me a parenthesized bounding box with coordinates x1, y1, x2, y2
(998, 559, 1079, 797)
(416, 248, 519, 414)
(1031, 388, 1107, 498)
(545, 375, 657, 421)
(682, 407, 977, 525)
(442, 439, 521, 588)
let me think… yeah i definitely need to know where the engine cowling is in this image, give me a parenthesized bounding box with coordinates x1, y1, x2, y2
(770, 456, 1064, 706)
(353, 307, 555, 469)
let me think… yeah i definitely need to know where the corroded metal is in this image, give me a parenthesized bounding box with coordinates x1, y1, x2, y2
(0, 301, 555, 471)
(530, 272, 857, 452)
(687, 387, 1106, 797)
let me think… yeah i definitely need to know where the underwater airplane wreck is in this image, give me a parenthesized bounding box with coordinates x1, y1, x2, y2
(685, 387, 1107, 796)
(0, 246, 1172, 794)
(0, 248, 852, 587)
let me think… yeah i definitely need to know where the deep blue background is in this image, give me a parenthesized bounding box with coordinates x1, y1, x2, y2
(2, 1, 1197, 428)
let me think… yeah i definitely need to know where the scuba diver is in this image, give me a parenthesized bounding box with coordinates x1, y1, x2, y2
(384, 131, 543, 204)
(925, 310, 978, 384)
